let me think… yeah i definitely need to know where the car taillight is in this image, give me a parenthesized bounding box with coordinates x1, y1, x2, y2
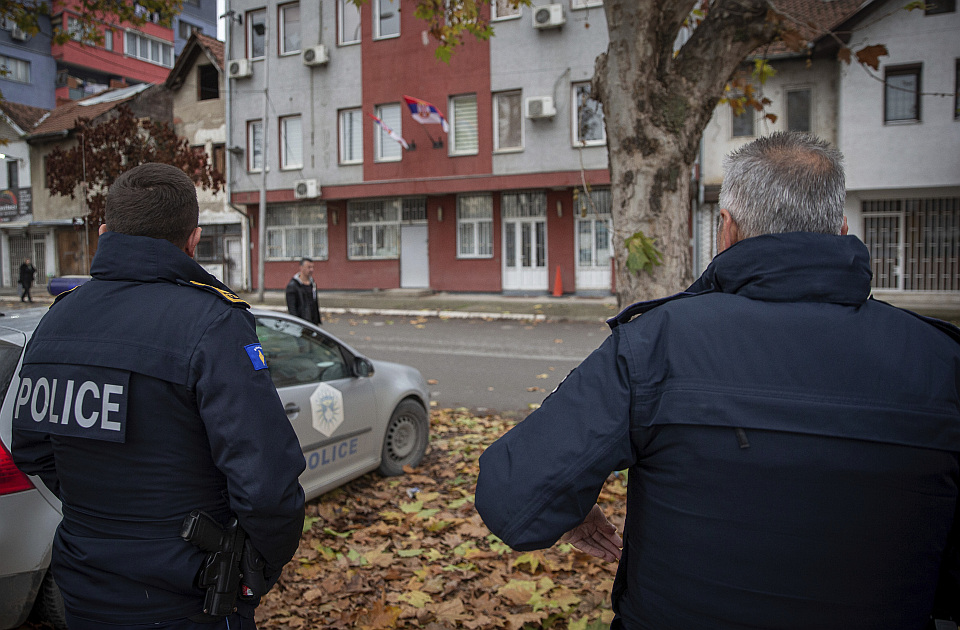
(0, 440, 33, 495)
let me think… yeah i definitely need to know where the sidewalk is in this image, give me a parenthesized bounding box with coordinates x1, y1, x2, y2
(241, 289, 621, 323)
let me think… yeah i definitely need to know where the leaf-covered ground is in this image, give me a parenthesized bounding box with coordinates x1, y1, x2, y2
(258, 409, 627, 630)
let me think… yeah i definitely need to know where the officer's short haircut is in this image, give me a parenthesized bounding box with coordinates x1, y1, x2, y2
(300, 258, 313, 266)
(105, 163, 200, 248)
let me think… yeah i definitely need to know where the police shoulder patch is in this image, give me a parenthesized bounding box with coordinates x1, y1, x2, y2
(180, 280, 250, 309)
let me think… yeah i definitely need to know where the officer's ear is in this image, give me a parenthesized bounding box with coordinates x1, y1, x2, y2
(717, 208, 741, 253)
(183, 226, 203, 259)
(98, 224, 109, 236)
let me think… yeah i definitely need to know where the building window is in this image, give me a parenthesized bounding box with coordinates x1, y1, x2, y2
(374, 0, 400, 39)
(279, 3, 300, 55)
(124, 31, 173, 67)
(338, 0, 361, 44)
(732, 108, 754, 137)
(571, 0, 603, 8)
(198, 64, 219, 100)
(885, 64, 921, 123)
(266, 204, 328, 260)
(104, 29, 113, 51)
(67, 16, 83, 41)
(491, 0, 520, 20)
(247, 119, 263, 171)
(786, 88, 811, 133)
(212, 144, 226, 176)
(0, 55, 29, 83)
(457, 195, 493, 258)
(494, 91, 522, 151)
(7, 159, 19, 190)
(247, 8, 266, 59)
(576, 189, 612, 268)
(178, 20, 199, 39)
(280, 115, 303, 169)
(450, 94, 479, 156)
(374, 103, 403, 162)
(347, 199, 400, 259)
(339, 108, 363, 164)
(925, 0, 955, 14)
(573, 82, 605, 146)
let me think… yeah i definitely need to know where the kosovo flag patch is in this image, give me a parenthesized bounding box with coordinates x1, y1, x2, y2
(245, 343, 268, 370)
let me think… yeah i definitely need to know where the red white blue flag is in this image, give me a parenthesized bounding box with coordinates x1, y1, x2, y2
(367, 113, 409, 150)
(403, 95, 450, 133)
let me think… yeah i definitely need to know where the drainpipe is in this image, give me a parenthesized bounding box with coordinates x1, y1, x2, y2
(255, 17, 269, 302)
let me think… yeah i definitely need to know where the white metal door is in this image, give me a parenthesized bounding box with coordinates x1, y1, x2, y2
(575, 217, 612, 290)
(502, 217, 547, 291)
(400, 225, 429, 288)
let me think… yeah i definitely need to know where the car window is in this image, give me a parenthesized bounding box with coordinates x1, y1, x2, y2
(255, 317, 349, 388)
(0, 338, 23, 394)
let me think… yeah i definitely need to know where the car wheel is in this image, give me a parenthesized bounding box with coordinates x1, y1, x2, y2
(378, 399, 428, 476)
(35, 570, 67, 630)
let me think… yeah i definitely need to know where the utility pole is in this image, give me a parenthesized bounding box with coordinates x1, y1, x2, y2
(255, 18, 269, 302)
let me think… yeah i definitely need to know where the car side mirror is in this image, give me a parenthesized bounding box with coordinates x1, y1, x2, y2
(353, 357, 374, 378)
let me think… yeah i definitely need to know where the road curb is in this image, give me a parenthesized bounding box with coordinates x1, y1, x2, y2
(253, 303, 549, 322)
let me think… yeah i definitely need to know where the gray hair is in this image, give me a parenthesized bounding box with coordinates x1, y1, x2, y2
(718, 131, 845, 239)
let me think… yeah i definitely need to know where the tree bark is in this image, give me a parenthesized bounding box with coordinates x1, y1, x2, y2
(595, 0, 780, 307)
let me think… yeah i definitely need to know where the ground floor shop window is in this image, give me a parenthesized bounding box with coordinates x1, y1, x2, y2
(266, 204, 327, 260)
(348, 199, 400, 259)
(457, 194, 493, 258)
(863, 197, 959, 291)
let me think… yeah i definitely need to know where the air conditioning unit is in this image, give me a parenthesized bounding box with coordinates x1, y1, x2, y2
(294, 179, 319, 199)
(302, 44, 329, 67)
(532, 4, 565, 29)
(227, 59, 252, 79)
(525, 96, 556, 119)
(10, 25, 27, 41)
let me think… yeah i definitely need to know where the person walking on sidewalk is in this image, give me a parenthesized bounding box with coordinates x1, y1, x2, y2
(286, 257, 321, 325)
(18, 257, 35, 302)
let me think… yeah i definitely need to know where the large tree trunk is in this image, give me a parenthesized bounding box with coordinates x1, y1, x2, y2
(596, 0, 780, 307)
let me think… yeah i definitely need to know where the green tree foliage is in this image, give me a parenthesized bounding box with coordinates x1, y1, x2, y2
(0, 0, 183, 45)
(45, 105, 224, 226)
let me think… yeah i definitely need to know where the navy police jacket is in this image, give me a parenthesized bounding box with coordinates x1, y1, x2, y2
(12, 231, 306, 624)
(476, 233, 960, 630)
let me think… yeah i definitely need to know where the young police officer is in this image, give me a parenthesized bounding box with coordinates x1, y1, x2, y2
(476, 132, 960, 629)
(13, 163, 306, 629)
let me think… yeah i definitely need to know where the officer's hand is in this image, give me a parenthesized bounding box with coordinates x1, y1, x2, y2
(560, 504, 622, 562)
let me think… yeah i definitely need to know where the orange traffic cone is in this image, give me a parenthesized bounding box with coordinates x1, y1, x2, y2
(553, 266, 563, 297)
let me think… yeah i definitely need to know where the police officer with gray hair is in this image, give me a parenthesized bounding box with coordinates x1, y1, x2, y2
(13, 163, 305, 629)
(476, 132, 960, 629)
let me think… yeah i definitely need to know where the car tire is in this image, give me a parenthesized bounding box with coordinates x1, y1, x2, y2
(35, 570, 67, 630)
(378, 399, 428, 476)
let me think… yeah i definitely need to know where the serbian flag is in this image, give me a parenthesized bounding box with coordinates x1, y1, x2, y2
(367, 113, 409, 150)
(403, 95, 450, 133)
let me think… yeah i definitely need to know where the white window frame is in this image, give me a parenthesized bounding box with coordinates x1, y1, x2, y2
(449, 93, 479, 156)
(572, 82, 606, 147)
(457, 195, 494, 259)
(374, 0, 400, 40)
(374, 103, 403, 163)
(247, 119, 263, 172)
(279, 2, 300, 55)
(280, 115, 303, 170)
(571, 0, 603, 8)
(124, 30, 173, 67)
(104, 28, 113, 50)
(246, 8, 266, 60)
(0, 55, 30, 83)
(494, 90, 523, 152)
(339, 108, 363, 165)
(491, 0, 521, 20)
(265, 204, 328, 261)
(347, 199, 400, 259)
(338, 0, 361, 45)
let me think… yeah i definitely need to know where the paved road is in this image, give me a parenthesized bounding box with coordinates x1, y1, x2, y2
(320, 312, 611, 415)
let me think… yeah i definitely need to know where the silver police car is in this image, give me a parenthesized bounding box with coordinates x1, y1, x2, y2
(0, 307, 430, 629)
